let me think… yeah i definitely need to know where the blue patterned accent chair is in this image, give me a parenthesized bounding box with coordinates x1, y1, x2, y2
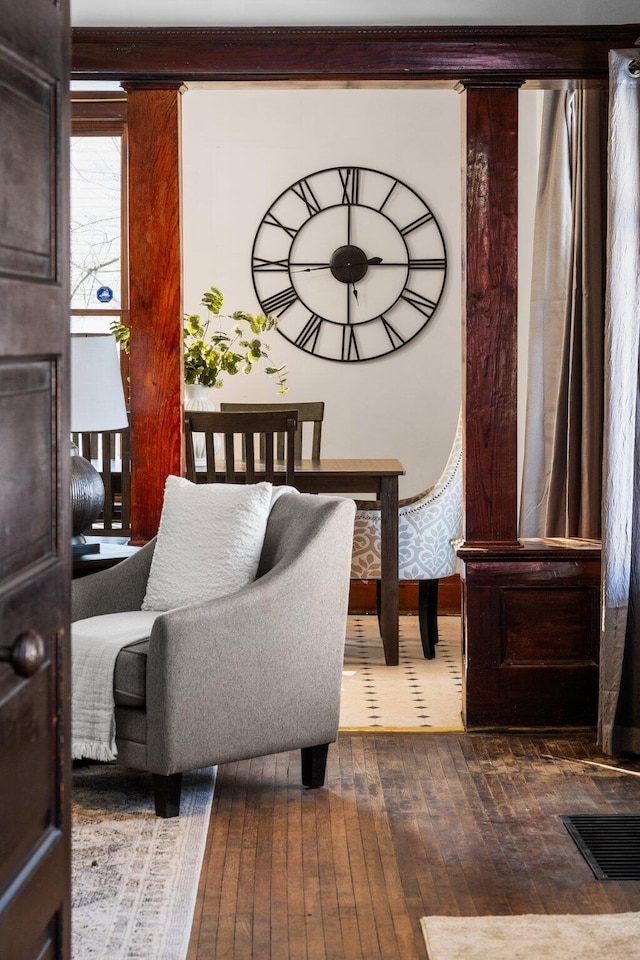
(351, 413, 463, 659)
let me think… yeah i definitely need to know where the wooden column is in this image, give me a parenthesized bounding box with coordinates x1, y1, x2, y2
(458, 81, 600, 728)
(124, 82, 184, 542)
(460, 81, 521, 547)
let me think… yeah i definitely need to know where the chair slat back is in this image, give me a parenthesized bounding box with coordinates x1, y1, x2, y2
(219, 401, 324, 461)
(184, 409, 298, 485)
(71, 423, 131, 537)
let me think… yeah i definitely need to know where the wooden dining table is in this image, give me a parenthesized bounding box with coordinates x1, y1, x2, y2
(196, 457, 405, 666)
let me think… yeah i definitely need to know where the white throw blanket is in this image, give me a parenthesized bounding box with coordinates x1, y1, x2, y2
(71, 611, 162, 761)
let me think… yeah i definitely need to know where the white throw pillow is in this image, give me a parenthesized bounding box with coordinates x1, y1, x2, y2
(142, 476, 273, 611)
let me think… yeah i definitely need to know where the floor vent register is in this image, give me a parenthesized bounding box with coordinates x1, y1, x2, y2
(562, 814, 640, 880)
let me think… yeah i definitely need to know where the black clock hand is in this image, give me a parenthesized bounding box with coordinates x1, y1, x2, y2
(292, 257, 383, 273)
(292, 264, 333, 272)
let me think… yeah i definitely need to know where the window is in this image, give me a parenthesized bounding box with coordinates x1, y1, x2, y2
(70, 91, 129, 389)
(70, 94, 128, 325)
(71, 134, 122, 312)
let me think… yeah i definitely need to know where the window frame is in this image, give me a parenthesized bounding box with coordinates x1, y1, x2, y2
(71, 92, 129, 392)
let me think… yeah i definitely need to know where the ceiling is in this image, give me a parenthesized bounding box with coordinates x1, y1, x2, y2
(70, 0, 640, 28)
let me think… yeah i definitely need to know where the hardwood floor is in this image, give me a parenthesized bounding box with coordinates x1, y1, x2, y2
(187, 731, 640, 959)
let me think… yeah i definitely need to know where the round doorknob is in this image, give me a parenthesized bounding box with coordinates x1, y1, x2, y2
(0, 630, 46, 678)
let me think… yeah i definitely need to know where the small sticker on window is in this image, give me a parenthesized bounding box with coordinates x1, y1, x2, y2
(96, 286, 113, 303)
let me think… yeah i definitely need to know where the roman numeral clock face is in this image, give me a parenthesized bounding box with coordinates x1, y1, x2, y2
(251, 166, 447, 362)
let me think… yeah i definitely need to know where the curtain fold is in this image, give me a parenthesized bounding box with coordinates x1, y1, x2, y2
(519, 88, 606, 539)
(598, 51, 640, 755)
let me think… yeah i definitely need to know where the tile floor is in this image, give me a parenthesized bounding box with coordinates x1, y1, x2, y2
(340, 615, 463, 730)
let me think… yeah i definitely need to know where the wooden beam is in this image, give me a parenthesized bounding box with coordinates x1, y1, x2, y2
(460, 81, 521, 546)
(71, 25, 640, 83)
(123, 83, 184, 542)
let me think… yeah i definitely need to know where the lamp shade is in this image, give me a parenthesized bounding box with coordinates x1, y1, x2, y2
(71, 334, 128, 432)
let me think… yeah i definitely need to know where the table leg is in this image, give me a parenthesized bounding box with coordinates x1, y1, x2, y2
(379, 475, 399, 665)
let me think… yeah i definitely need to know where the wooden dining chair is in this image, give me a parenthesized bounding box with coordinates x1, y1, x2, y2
(219, 401, 324, 461)
(184, 409, 298, 485)
(71, 425, 131, 537)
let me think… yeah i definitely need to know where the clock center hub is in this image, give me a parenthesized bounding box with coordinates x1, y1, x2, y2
(329, 245, 369, 284)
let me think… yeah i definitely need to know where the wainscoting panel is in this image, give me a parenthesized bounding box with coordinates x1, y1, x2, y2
(349, 575, 462, 617)
(501, 586, 599, 664)
(460, 541, 601, 729)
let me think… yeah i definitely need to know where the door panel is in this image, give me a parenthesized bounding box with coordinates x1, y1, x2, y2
(0, 55, 55, 280)
(0, 362, 56, 580)
(0, 0, 71, 958)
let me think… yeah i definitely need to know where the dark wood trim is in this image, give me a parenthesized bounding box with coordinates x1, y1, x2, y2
(124, 84, 184, 542)
(71, 25, 640, 83)
(349, 575, 462, 617)
(458, 538, 601, 563)
(461, 81, 520, 546)
(71, 96, 127, 125)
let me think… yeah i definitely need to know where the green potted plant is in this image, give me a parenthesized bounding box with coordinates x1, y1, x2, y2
(110, 284, 288, 394)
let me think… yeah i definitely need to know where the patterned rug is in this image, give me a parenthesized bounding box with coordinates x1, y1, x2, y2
(72, 763, 215, 960)
(340, 615, 463, 730)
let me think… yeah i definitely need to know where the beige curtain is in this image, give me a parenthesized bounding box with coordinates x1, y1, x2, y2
(598, 51, 640, 755)
(519, 88, 606, 539)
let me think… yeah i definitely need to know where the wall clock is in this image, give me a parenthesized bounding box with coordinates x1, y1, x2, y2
(251, 165, 447, 362)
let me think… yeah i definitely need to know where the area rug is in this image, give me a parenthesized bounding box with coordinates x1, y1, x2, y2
(420, 913, 640, 959)
(340, 615, 463, 730)
(72, 763, 215, 960)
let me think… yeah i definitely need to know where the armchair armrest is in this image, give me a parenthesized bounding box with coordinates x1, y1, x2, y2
(72, 539, 156, 622)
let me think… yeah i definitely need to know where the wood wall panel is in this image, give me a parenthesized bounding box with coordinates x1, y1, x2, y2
(349, 575, 462, 617)
(502, 587, 598, 664)
(460, 542, 601, 727)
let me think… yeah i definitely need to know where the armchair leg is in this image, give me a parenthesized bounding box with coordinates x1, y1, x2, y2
(418, 579, 439, 660)
(152, 772, 182, 818)
(301, 743, 330, 789)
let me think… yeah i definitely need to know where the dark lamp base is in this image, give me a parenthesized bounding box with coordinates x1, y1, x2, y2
(71, 447, 105, 551)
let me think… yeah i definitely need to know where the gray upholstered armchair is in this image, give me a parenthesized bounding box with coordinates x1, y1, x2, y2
(72, 492, 355, 817)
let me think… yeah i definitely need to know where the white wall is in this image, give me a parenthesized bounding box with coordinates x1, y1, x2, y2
(182, 85, 541, 497)
(182, 86, 464, 496)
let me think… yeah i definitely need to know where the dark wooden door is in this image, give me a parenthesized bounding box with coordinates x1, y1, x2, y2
(0, 1, 71, 958)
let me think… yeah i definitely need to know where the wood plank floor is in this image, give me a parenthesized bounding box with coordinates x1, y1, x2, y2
(187, 732, 640, 959)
